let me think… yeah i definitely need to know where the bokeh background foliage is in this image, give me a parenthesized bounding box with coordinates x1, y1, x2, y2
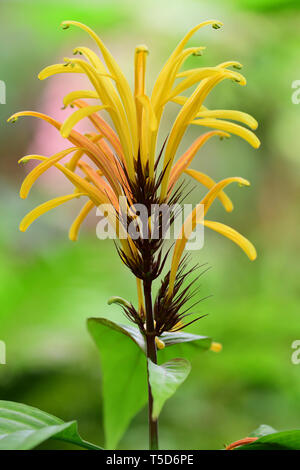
(0, 0, 299, 450)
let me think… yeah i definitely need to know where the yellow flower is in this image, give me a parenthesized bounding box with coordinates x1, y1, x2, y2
(10, 20, 260, 306)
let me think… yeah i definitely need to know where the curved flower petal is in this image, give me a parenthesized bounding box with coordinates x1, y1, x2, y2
(196, 109, 258, 130)
(20, 193, 87, 232)
(65, 57, 134, 178)
(204, 220, 257, 260)
(73, 100, 124, 162)
(38, 63, 83, 79)
(69, 199, 95, 241)
(168, 131, 230, 192)
(184, 169, 234, 212)
(151, 20, 223, 110)
(136, 277, 144, 314)
(63, 90, 99, 107)
(134, 45, 149, 138)
(201, 176, 250, 214)
(60, 105, 109, 138)
(191, 118, 260, 148)
(20, 147, 78, 199)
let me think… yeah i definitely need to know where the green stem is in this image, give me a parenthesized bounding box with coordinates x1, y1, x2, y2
(143, 279, 159, 450)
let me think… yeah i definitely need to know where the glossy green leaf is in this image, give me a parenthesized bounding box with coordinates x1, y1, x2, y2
(240, 428, 300, 450)
(0, 400, 102, 450)
(148, 358, 191, 419)
(161, 330, 211, 348)
(159, 331, 212, 362)
(87, 318, 148, 449)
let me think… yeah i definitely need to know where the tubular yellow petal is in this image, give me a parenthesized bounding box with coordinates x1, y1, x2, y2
(135, 45, 149, 138)
(191, 118, 260, 148)
(201, 176, 250, 215)
(168, 131, 230, 192)
(71, 47, 117, 80)
(18, 155, 46, 164)
(168, 20, 223, 58)
(174, 47, 206, 69)
(171, 96, 188, 106)
(20, 147, 78, 199)
(20, 193, 87, 232)
(136, 95, 158, 175)
(64, 55, 120, 112)
(38, 63, 83, 80)
(19, 154, 110, 207)
(136, 277, 145, 314)
(8, 111, 61, 127)
(63, 90, 99, 107)
(69, 199, 94, 241)
(204, 220, 257, 260)
(136, 95, 157, 132)
(166, 68, 223, 103)
(62, 21, 138, 158)
(78, 160, 119, 210)
(72, 46, 105, 70)
(170, 320, 184, 332)
(61, 105, 109, 138)
(55, 163, 110, 207)
(184, 169, 234, 212)
(73, 100, 124, 162)
(160, 46, 206, 106)
(218, 61, 243, 70)
(196, 109, 258, 130)
(67, 134, 102, 172)
(149, 21, 223, 165)
(176, 67, 246, 85)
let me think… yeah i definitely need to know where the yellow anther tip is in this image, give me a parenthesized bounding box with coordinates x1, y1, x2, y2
(60, 21, 70, 30)
(212, 21, 223, 29)
(210, 342, 222, 353)
(8, 116, 17, 123)
(155, 337, 165, 350)
(136, 45, 149, 54)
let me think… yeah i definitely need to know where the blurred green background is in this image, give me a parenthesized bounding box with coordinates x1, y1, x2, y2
(0, 0, 300, 450)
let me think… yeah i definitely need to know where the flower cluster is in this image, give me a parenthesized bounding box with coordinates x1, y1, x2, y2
(10, 20, 259, 335)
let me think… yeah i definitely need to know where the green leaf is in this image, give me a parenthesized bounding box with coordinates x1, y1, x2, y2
(87, 318, 148, 449)
(0, 400, 102, 450)
(148, 358, 191, 419)
(159, 331, 211, 362)
(87, 317, 212, 448)
(240, 429, 300, 450)
(161, 331, 211, 348)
